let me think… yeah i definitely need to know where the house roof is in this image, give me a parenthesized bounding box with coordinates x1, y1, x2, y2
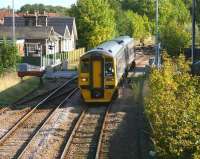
(2, 16, 78, 40)
(0, 26, 55, 40)
(48, 17, 77, 39)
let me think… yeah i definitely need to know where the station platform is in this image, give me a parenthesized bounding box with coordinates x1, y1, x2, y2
(44, 70, 78, 79)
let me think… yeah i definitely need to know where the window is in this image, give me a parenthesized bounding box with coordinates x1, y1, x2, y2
(105, 62, 114, 76)
(81, 59, 89, 73)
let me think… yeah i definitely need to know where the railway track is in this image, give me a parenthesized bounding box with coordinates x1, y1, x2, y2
(60, 104, 112, 159)
(0, 107, 9, 114)
(17, 88, 79, 159)
(14, 79, 77, 106)
(0, 77, 78, 158)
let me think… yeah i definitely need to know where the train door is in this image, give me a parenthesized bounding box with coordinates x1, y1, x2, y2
(90, 56, 104, 98)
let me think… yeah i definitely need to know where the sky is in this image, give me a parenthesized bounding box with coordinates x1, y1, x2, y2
(0, 0, 77, 9)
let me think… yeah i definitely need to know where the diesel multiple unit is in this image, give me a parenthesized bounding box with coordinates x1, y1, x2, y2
(79, 36, 136, 103)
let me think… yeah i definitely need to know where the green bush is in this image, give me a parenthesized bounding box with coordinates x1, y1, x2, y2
(160, 21, 191, 57)
(145, 53, 200, 159)
(0, 38, 18, 75)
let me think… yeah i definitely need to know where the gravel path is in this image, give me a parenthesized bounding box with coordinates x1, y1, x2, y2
(98, 52, 152, 159)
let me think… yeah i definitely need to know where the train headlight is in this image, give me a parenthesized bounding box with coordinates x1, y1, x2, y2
(81, 77, 88, 82)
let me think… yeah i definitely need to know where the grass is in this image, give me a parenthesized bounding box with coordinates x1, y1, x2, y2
(0, 71, 40, 105)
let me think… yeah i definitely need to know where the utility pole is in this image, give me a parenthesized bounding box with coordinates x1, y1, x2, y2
(12, 0, 15, 44)
(192, 0, 196, 63)
(155, 0, 159, 68)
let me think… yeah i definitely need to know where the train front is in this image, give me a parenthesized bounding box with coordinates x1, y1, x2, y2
(78, 51, 116, 103)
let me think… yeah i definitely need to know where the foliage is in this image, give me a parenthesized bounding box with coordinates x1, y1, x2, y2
(158, 0, 191, 57)
(122, 11, 151, 41)
(145, 53, 200, 159)
(18, 4, 69, 16)
(122, 0, 155, 19)
(160, 20, 191, 56)
(0, 39, 18, 75)
(70, 0, 116, 49)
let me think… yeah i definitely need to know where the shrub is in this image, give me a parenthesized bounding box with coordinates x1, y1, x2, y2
(145, 52, 200, 159)
(0, 38, 18, 74)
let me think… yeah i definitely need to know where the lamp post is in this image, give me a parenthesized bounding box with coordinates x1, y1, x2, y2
(192, 0, 196, 63)
(12, 0, 15, 44)
(155, 0, 160, 68)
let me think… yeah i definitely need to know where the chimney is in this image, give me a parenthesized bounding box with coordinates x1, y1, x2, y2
(35, 10, 38, 26)
(43, 11, 48, 26)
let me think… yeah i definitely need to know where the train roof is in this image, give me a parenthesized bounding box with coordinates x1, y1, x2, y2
(83, 36, 133, 57)
(86, 41, 123, 57)
(113, 36, 134, 45)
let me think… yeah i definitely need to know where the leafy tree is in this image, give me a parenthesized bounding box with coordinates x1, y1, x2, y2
(122, 0, 155, 19)
(70, 0, 116, 49)
(160, 20, 191, 56)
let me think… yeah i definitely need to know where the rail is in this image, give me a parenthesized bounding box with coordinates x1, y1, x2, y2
(16, 88, 79, 159)
(60, 103, 111, 159)
(0, 76, 78, 146)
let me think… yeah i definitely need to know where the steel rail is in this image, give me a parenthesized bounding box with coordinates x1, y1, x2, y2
(16, 88, 79, 159)
(0, 76, 77, 145)
(60, 104, 111, 159)
(59, 107, 88, 159)
(15, 87, 59, 105)
(95, 103, 112, 159)
(0, 107, 8, 114)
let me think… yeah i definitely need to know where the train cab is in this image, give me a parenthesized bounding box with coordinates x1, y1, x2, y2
(79, 36, 135, 103)
(79, 51, 117, 103)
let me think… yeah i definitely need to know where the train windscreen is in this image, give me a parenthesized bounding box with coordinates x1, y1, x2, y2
(105, 61, 114, 77)
(81, 58, 89, 73)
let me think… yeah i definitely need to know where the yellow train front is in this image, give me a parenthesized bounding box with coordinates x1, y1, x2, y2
(79, 36, 135, 103)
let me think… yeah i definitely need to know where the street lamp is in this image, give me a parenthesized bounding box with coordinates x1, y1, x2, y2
(155, 0, 160, 68)
(192, 0, 196, 63)
(12, 0, 15, 44)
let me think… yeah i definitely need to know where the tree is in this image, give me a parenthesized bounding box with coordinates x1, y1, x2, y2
(18, 4, 69, 16)
(70, 0, 116, 49)
(122, 0, 155, 19)
(0, 39, 18, 73)
(160, 20, 191, 56)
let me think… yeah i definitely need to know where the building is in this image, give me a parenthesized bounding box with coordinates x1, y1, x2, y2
(0, 12, 78, 68)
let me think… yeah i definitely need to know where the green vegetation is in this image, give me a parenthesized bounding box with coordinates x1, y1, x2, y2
(0, 73, 39, 105)
(18, 4, 69, 16)
(0, 39, 19, 75)
(69, 0, 196, 55)
(70, 0, 116, 49)
(145, 53, 200, 159)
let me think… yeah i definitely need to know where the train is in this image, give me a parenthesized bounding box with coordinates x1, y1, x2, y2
(78, 36, 136, 103)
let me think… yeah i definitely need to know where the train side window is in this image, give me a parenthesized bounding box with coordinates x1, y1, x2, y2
(105, 62, 114, 76)
(81, 59, 89, 73)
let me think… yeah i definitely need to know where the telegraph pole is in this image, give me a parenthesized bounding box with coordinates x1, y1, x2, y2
(12, 0, 15, 44)
(155, 0, 159, 67)
(192, 0, 196, 63)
